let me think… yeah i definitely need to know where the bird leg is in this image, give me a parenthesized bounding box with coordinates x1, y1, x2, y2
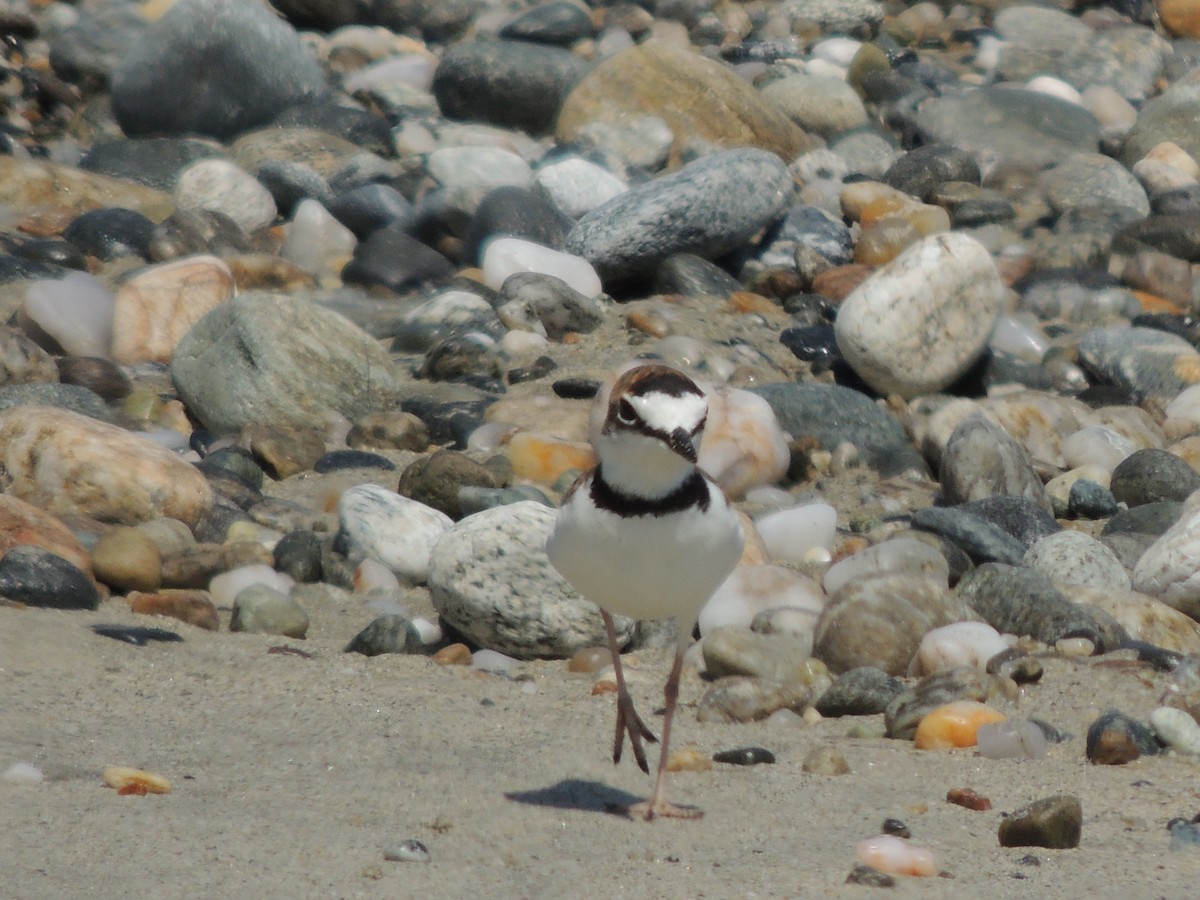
(601, 609, 657, 773)
(628, 636, 703, 821)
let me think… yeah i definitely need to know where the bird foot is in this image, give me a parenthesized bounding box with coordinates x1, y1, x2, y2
(614, 689, 657, 774)
(626, 798, 704, 821)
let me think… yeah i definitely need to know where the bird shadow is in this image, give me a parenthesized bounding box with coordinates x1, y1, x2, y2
(505, 778, 644, 817)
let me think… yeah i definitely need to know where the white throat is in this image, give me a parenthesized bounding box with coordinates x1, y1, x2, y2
(596, 429, 696, 499)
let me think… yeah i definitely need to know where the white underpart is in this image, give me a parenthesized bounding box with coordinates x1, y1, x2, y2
(596, 390, 708, 499)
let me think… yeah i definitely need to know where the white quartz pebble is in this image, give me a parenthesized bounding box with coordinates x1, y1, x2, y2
(23, 271, 115, 358)
(338, 484, 452, 583)
(976, 719, 1049, 760)
(410, 617, 443, 646)
(482, 237, 602, 298)
(353, 558, 401, 594)
(755, 502, 836, 565)
(910, 622, 1009, 676)
(1026, 76, 1083, 105)
(535, 156, 628, 218)
(1061, 425, 1137, 472)
(2, 762, 44, 785)
(280, 199, 357, 278)
(1150, 707, 1200, 755)
(855, 835, 937, 877)
(823, 536, 949, 596)
(209, 564, 295, 606)
(698, 564, 825, 635)
(471, 648, 522, 676)
(989, 314, 1049, 362)
(1165, 384, 1200, 424)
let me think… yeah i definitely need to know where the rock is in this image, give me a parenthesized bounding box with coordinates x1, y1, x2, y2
(486, 239, 602, 302)
(1063, 586, 1200, 654)
(834, 233, 1006, 398)
(1023, 531, 1132, 591)
(699, 564, 825, 637)
(1132, 496, 1200, 619)
(956, 496, 1061, 549)
(272, 531, 323, 583)
(815, 666, 904, 717)
(128, 590, 219, 631)
(344, 614, 425, 656)
(534, 155, 628, 220)
(1040, 153, 1151, 218)
(884, 144, 981, 201)
(111, 0, 325, 140)
(0, 494, 94, 580)
(429, 501, 635, 659)
(1111, 449, 1200, 507)
(337, 485, 452, 584)
(496, 272, 603, 341)
(111, 256, 235, 365)
(1078, 327, 1200, 402)
(1086, 709, 1161, 764)
(175, 159, 278, 234)
(341, 224, 455, 293)
(760, 73, 867, 138)
(910, 507, 1029, 566)
(803, 747, 852, 776)
(702, 626, 818, 683)
(696, 675, 812, 724)
(91, 526, 163, 593)
(23, 271, 115, 359)
(0, 156, 174, 222)
(0, 545, 99, 610)
(712, 746, 776, 766)
(885, 666, 1003, 740)
(170, 292, 399, 433)
(556, 41, 811, 167)
(1121, 83, 1200, 169)
(347, 411, 430, 453)
(564, 148, 793, 286)
(229, 584, 309, 638)
(754, 502, 837, 566)
(242, 424, 325, 479)
(823, 536, 949, 597)
(397, 449, 506, 521)
(914, 700, 1007, 750)
(63, 207, 155, 261)
(0, 326, 57, 387)
(998, 795, 1083, 849)
(940, 416, 1050, 511)
(911, 622, 1010, 677)
(0, 407, 212, 527)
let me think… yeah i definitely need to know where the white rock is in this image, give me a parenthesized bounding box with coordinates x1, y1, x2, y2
(1026, 75, 1083, 105)
(535, 156, 628, 218)
(1133, 495, 1200, 618)
(976, 719, 1048, 759)
(1165, 384, 1200, 424)
(834, 233, 1006, 398)
(1150, 706, 1200, 755)
(823, 536, 949, 597)
(210, 564, 295, 606)
(910, 621, 1009, 676)
(1062, 585, 1200, 654)
(176, 158, 278, 233)
(482, 237, 602, 298)
(426, 146, 534, 216)
(698, 564, 825, 635)
(1061, 425, 1137, 472)
(280, 199, 357, 278)
(411, 616, 443, 645)
(338, 485, 452, 584)
(23, 271, 115, 358)
(809, 37, 862, 67)
(1024, 530, 1131, 590)
(755, 502, 837, 565)
(699, 386, 790, 499)
(2, 762, 44, 784)
(989, 314, 1049, 362)
(353, 558, 401, 594)
(499, 329, 548, 354)
(472, 648, 523, 675)
(343, 53, 435, 94)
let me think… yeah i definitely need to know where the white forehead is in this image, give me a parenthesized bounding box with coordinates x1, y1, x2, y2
(629, 390, 708, 432)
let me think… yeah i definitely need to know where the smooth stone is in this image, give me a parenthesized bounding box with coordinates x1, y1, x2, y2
(23, 271, 115, 358)
(957, 563, 1125, 652)
(754, 502, 837, 566)
(279, 199, 356, 279)
(500, 1, 593, 44)
(464, 186, 571, 267)
(272, 531, 323, 583)
(1111, 449, 1200, 506)
(911, 622, 1010, 677)
(175, 159, 278, 234)
(1068, 479, 1119, 519)
(910, 507, 1028, 566)
(1065, 586, 1200, 654)
(497, 272, 603, 341)
(702, 626, 819, 683)
(432, 40, 585, 135)
(885, 666, 1001, 740)
(425, 146, 535, 220)
(92, 625, 182, 646)
(696, 675, 812, 724)
(383, 839, 431, 864)
(940, 416, 1050, 511)
(712, 746, 776, 766)
(812, 574, 969, 675)
(397, 449, 505, 521)
(392, 289, 500, 353)
(556, 40, 811, 166)
(696, 386, 791, 500)
(2, 762, 44, 785)
(699, 564, 825, 636)
(0, 494, 95, 580)
(1062, 426, 1137, 474)
(0, 156, 174, 223)
(998, 796, 1083, 850)
(344, 613, 425, 656)
(483, 238, 601, 300)
(833, 233, 1006, 398)
(327, 182, 414, 238)
(128, 590, 219, 631)
(429, 501, 635, 659)
(1023, 531, 1132, 591)
(170, 292, 399, 433)
(1040, 152, 1151, 218)
(759, 73, 867, 138)
(1103, 500, 1181, 537)
(0, 326, 57, 387)
(955, 496, 1061, 549)
(341, 225, 454, 293)
(347, 411, 430, 453)
(916, 86, 1099, 171)
(111, 0, 325, 140)
(242, 424, 325, 479)
(758, 203, 854, 274)
(803, 746, 852, 776)
(229, 584, 309, 638)
(337, 485, 452, 584)
(564, 148, 793, 286)
(111, 255, 235, 365)
(883, 145, 981, 201)
(1120, 83, 1200, 169)
(1132, 497, 1200, 618)
(91, 527, 163, 593)
(815, 666, 904, 717)
(0, 545, 99, 610)
(1078, 326, 1200, 401)
(0, 407, 212, 527)
(63, 208, 155, 261)
(749, 383, 925, 477)
(80, 137, 226, 191)
(823, 536, 949, 597)
(976, 719, 1049, 760)
(312, 450, 395, 474)
(1150, 707, 1200, 754)
(1086, 710, 1161, 764)
(208, 564, 295, 607)
(0, 383, 112, 423)
(534, 155, 628, 220)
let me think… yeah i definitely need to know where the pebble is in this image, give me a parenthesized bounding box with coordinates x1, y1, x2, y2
(696, 676, 812, 724)
(344, 614, 426, 657)
(802, 746, 851, 776)
(128, 590, 219, 631)
(92, 625, 183, 646)
(754, 502, 837, 566)
(946, 787, 992, 811)
(698, 564, 824, 636)
(23, 271, 115, 358)
(939, 415, 1050, 510)
(337, 485, 452, 584)
(1063, 586, 1200, 655)
(998, 795, 1083, 850)
(229, 584, 310, 638)
(383, 839, 431, 864)
(2, 762, 44, 786)
(702, 626, 820, 684)
(914, 700, 1007, 750)
(976, 719, 1049, 760)
(0, 545, 100, 610)
(885, 667, 1005, 741)
(1086, 710, 1162, 765)
(910, 507, 1028, 566)
(91, 527, 163, 594)
(815, 667, 904, 718)
(429, 501, 634, 658)
(712, 747, 776, 766)
(823, 536, 948, 597)
(209, 565, 295, 608)
(834, 234, 1006, 398)
(0, 494, 95, 582)
(911, 623, 1010, 677)
(1132, 496, 1200, 619)
(854, 835, 937, 877)
(0, 407, 212, 527)
(103, 766, 172, 796)
(483, 238, 601, 301)
(1111, 448, 1200, 507)
(1023, 530, 1132, 591)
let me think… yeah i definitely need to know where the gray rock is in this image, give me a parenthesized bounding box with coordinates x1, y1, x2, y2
(1103, 500, 1182, 537)
(170, 292, 399, 432)
(696, 675, 812, 724)
(749, 382, 926, 477)
(344, 614, 425, 656)
(1111, 449, 1200, 507)
(910, 507, 1029, 566)
(940, 416, 1050, 511)
(1068, 479, 1119, 520)
(884, 666, 1000, 740)
(0, 545, 99, 610)
(497, 272, 603, 340)
(759, 74, 867, 138)
(1121, 83, 1200, 168)
(781, 0, 883, 33)
(1023, 530, 1131, 590)
(397, 449, 506, 521)
(229, 584, 309, 638)
(1087, 710, 1161, 765)
(702, 626, 815, 683)
(993, 5, 1092, 52)
(955, 496, 1061, 548)
(0, 383, 113, 422)
(815, 666, 904, 717)
(564, 149, 792, 285)
(111, 0, 325, 140)
(428, 501, 635, 659)
(1040, 153, 1150, 218)
(1078, 326, 1200, 401)
(337, 485, 452, 584)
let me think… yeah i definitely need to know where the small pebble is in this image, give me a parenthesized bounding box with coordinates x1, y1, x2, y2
(976, 719, 1049, 760)
(383, 839, 430, 863)
(998, 795, 1083, 849)
(947, 787, 992, 811)
(2, 762, 44, 785)
(854, 834, 937, 877)
(802, 746, 850, 775)
(91, 624, 183, 646)
(914, 700, 1007, 750)
(712, 747, 776, 766)
(103, 766, 171, 795)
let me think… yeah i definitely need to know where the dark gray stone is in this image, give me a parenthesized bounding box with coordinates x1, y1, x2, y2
(0, 546, 99, 610)
(910, 507, 1029, 566)
(940, 417, 1050, 512)
(815, 666, 904, 717)
(998, 795, 1083, 849)
(345, 614, 426, 656)
(341, 225, 455, 293)
(79, 138, 226, 191)
(1102, 500, 1182, 536)
(883, 144, 980, 200)
(956, 496, 1061, 548)
(1111, 449, 1200, 507)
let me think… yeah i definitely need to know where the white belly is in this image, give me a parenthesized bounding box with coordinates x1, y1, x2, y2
(546, 477, 744, 626)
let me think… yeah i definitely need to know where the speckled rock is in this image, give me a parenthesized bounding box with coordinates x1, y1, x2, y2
(696, 676, 812, 724)
(1023, 531, 1132, 591)
(428, 501, 634, 659)
(702, 626, 817, 683)
(1064, 586, 1200, 654)
(940, 416, 1050, 511)
(1132, 495, 1200, 619)
(1111, 449, 1200, 507)
(816, 666, 905, 717)
(1078, 327, 1200, 402)
(337, 485, 452, 584)
(885, 666, 1001, 740)
(0, 407, 212, 527)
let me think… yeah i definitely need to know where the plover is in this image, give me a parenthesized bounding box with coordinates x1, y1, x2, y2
(547, 364, 744, 820)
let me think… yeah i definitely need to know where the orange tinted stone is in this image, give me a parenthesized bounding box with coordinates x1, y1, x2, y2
(507, 431, 595, 484)
(433, 643, 472, 666)
(914, 700, 1007, 750)
(128, 590, 219, 631)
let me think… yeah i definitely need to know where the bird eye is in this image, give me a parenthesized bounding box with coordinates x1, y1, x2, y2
(616, 398, 636, 425)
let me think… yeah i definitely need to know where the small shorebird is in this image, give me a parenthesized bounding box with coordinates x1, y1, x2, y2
(547, 364, 744, 820)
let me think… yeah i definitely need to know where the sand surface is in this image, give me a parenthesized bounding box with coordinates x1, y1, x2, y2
(4, 600, 1200, 899)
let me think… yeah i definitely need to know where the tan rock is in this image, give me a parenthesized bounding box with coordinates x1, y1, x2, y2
(91, 526, 163, 593)
(1159, 0, 1200, 39)
(1064, 585, 1200, 654)
(111, 255, 236, 364)
(0, 494, 94, 579)
(0, 407, 212, 527)
(0, 156, 173, 222)
(128, 589, 220, 631)
(556, 40, 813, 167)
